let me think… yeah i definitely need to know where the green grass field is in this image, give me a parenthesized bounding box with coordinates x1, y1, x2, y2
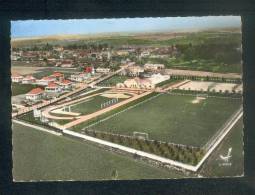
(86, 94, 242, 147)
(199, 118, 243, 177)
(98, 75, 130, 86)
(12, 83, 42, 96)
(69, 95, 122, 115)
(12, 122, 184, 181)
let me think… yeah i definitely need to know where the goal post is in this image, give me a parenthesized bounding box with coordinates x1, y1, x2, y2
(133, 132, 149, 140)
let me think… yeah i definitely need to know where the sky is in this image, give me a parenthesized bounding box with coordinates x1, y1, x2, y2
(11, 16, 241, 38)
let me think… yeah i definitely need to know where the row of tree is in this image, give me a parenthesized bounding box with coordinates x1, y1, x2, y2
(84, 130, 204, 165)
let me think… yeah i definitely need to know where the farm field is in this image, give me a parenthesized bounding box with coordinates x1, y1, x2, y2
(12, 122, 184, 181)
(199, 117, 243, 177)
(85, 93, 242, 147)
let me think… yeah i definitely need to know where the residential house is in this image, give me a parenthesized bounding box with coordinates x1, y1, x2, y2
(144, 63, 165, 72)
(22, 75, 36, 84)
(26, 88, 44, 101)
(45, 82, 61, 93)
(37, 76, 56, 86)
(96, 68, 110, 74)
(51, 72, 64, 82)
(11, 73, 24, 83)
(70, 73, 90, 82)
(58, 79, 72, 90)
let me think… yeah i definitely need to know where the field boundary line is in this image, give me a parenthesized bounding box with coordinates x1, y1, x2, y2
(167, 92, 242, 100)
(83, 93, 162, 130)
(194, 108, 243, 171)
(63, 129, 198, 172)
(12, 119, 62, 136)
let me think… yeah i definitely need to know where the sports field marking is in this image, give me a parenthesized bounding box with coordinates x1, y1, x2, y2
(100, 93, 130, 99)
(50, 108, 81, 116)
(191, 97, 206, 104)
(69, 97, 94, 108)
(83, 93, 162, 130)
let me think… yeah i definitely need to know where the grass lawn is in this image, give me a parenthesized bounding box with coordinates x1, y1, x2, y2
(87, 94, 242, 147)
(12, 83, 42, 96)
(199, 118, 243, 177)
(98, 75, 130, 87)
(12, 122, 184, 181)
(70, 95, 121, 115)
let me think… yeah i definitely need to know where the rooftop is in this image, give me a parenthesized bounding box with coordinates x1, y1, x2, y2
(27, 87, 44, 95)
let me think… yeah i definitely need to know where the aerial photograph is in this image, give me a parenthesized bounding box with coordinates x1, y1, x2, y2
(11, 16, 243, 181)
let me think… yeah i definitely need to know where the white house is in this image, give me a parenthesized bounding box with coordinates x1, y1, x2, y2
(148, 73, 170, 85)
(123, 77, 154, 89)
(37, 76, 56, 86)
(26, 88, 44, 101)
(96, 68, 110, 73)
(11, 73, 24, 83)
(127, 66, 144, 77)
(144, 63, 165, 71)
(58, 79, 72, 90)
(22, 75, 36, 84)
(70, 73, 90, 82)
(45, 82, 61, 93)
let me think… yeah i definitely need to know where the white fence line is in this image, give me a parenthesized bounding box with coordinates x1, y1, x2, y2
(62, 129, 198, 172)
(13, 106, 243, 173)
(194, 110, 243, 170)
(13, 119, 62, 136)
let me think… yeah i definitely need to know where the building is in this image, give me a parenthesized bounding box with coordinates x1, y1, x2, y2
(70, 73, 90, 82)
(140, 51, 150, 58)
(116, 50, 129, 56)
(127, 66, 144, 77)
(148, 73, 170, 85)
(51, 72, 64, 82)
(58, 79, 72, 90)
(26, 88, 44, 101)
(61, 60, 74, 68)
(45, 82, 61, 93)
(22, 75, 36, 84)
(144, 63, 165, 72)
(37, 76, 56, 86)
(96, 68, 110, 73)
(11, 73, 24, 83)
(84, 66, 93, 73)
(123, 77, 154, 89)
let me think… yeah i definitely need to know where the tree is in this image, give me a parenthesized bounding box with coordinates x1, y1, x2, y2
(111, 169, 118, 180)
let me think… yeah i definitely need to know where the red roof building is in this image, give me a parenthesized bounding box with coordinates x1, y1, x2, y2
(22, 75, 36, 84)
(26, 88, 44, 101)
(11, 73, 24, 83)
(27, 87, 44, 95)
(51, 72, 64, 81)
(45, 82, 61, 92)
(84, 66, 92, 73)
(58, 79, 72, 89)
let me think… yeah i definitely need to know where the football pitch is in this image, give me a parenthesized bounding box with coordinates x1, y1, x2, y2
(12, 122, 184, 181)
(85, 93, 242, 147)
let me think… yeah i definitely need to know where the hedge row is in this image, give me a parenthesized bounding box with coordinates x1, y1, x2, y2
(84, 129, 204, 166)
